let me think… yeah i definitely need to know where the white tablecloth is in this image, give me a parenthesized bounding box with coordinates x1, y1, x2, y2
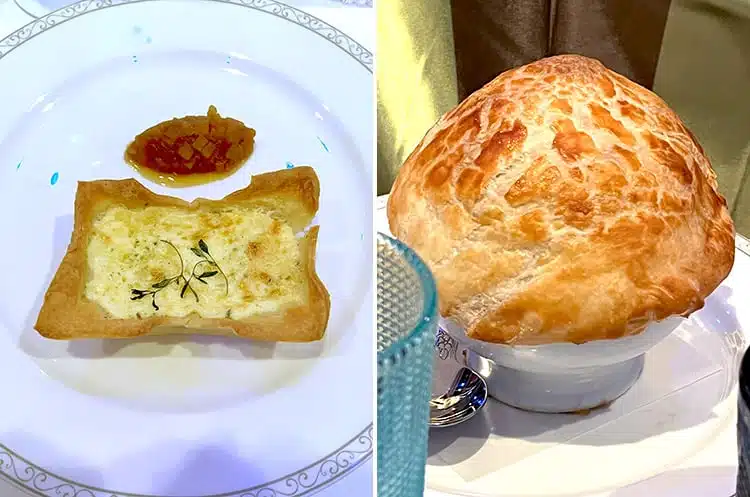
(0, 2, 373, 496)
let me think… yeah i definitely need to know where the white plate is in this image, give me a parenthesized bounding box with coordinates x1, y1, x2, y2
(377, 195, 747, 497)
(9, 0, 370, 19)
(0, 2, 373, 496)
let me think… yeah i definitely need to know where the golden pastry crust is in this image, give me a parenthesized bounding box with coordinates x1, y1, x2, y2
(35, 166, 330, 342)
(388, 55, 735, 345)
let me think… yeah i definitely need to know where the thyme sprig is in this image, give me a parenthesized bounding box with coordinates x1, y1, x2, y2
(130, 239, 227, 310)
(187, 239, 229, 297)
(130, 240, 190, 310)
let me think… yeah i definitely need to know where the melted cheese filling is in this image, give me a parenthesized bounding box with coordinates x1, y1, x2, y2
(85, 205, 307, 320)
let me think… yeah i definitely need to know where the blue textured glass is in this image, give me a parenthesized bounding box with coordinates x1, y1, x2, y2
(377, 233, 438, 497)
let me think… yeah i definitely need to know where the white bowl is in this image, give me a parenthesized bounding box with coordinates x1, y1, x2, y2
(439, 316, 685, 413)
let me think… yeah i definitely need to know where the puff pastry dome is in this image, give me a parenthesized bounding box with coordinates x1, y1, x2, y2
(387, 55, 735, 345)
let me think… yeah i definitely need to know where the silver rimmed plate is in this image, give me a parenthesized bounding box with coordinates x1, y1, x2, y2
(10, 0, 374, 20)
(0, 1, 373, 495)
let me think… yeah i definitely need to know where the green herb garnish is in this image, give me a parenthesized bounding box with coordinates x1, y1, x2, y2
(130, 240, 191, 310)
(130, 239, 227, 311)
(185, 239, 229, 296)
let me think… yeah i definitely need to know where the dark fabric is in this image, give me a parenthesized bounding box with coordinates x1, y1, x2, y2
(551, 0, 673, 88)
(739, 348, 750, 495)
(451, 0, 550, 100)
(450, 0, 673, 100)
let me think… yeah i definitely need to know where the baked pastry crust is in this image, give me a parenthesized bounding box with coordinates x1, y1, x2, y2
(388, 55, 735, 345)
(35, 166, 330, 342)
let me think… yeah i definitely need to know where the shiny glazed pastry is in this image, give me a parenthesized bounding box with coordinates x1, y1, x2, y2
(387, 54, 735, 346)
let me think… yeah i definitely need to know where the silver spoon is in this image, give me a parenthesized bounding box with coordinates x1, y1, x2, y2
(429, 367, 488, 428)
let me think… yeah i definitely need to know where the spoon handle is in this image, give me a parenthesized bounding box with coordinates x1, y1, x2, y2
(429, 328, 489, 427)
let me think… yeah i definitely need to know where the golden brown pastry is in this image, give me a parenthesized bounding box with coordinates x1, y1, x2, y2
(36, 167, 330, 342)
(387, 55, 735, 345)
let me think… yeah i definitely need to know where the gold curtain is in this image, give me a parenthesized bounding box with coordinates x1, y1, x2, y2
(376, 0, 458, 195)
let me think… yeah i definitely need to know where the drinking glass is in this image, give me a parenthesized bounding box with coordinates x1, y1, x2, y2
(377, 233, 438, 497)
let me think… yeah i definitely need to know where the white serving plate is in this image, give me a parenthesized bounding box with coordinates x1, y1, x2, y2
(0, 2, 373, 496)
(377, 194, 747, 497)
(9, 0, 371, 19)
